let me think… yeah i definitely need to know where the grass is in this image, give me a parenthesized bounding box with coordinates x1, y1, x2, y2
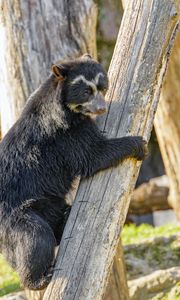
(122, 223, 180, 300)
(121, 223, 180, 245)
(0, 254, 20, 297)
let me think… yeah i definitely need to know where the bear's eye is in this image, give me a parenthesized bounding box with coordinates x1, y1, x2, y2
(84, 87, 93, 96)
(76, 104, 83, 111)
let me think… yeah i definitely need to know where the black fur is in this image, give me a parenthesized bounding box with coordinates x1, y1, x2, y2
(0, 56, 147, 290)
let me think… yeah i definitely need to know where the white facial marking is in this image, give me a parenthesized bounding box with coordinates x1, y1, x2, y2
(94, 72, 104, 85)
(71, 72, 105, 95)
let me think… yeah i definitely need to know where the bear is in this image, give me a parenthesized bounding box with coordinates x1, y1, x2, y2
(0, 54, 147, 289)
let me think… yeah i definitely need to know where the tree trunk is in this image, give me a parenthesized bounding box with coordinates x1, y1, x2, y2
(154, 29, 180, 220)
(43, 1, 180, 299)
(104, 239, 129, 300)
(0, 0, 97, 136)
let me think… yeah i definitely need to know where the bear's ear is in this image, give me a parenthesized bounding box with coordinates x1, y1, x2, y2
(81, 53, 93, 60)
(51, 64, 67, 80)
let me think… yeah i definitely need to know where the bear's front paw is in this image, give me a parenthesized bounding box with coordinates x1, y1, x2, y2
(132, 136, 148, 161)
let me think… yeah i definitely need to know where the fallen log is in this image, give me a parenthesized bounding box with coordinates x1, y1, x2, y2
(129, 175, 170, 215)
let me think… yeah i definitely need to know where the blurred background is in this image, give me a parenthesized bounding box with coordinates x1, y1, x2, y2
(0, 1, 179, 299)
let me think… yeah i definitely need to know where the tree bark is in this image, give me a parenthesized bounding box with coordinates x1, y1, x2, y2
(154, 29, 180, 220)
(0, 0, 97, 136)
(129, 175, 170, 215)
(43, 1, 180, 300)
(104, 239, 129, 300)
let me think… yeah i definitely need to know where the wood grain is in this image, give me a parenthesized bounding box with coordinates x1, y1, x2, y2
(155, 29, 180, 220)
(129, 175, 170, 215)
(43, 1, 180, 299)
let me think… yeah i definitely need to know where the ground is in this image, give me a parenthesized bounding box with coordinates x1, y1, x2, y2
(122, 223, 180, 300)
(0, 223, 180, 298)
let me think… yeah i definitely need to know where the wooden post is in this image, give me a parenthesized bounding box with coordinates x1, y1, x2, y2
(104, 239, 129, 300)
(43, 1, 180, 299)
(154, 29, 180, 220)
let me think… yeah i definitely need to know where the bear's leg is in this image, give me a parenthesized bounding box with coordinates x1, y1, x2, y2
(5, 209, 56, 290)
(29, 198, 72, 245)
(53, 204, 71, 245)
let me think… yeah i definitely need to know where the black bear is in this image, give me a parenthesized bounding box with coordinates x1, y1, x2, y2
(0, 54, 147, 290)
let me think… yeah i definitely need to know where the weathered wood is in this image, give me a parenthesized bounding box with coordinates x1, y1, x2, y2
(104, 239, 130, 300)
(43, 1, 180, 299)
(105, 176, 171, 299)
(129, 175, 170, 215)
(154, 29, 180, 220)
(98, 2, 130, 299)
(0, 0, 97, 136)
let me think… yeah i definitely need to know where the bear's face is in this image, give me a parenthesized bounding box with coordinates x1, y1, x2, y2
(52, 55, 108, 116)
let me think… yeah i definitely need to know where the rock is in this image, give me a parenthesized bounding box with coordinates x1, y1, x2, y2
(124, 235, 180, 280)
(123, 234, 180, 299)
(1, 292, 26, 300)
(128, 267, 180, 300)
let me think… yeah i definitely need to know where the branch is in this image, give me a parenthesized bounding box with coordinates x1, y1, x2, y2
(43, 1, 180, 299)
(155, 28, 180, 220)
(129, 175, 170, 215)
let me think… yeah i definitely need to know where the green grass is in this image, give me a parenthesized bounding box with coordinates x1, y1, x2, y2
(121, 223, 180, 245)
(122, 223, 180, 299)
(0, 254, 20, 297)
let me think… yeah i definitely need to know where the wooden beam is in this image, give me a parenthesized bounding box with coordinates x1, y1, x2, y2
(43, 1, 180, 299)
(104, 239, 130, 300)
(155, 28, 180, 220)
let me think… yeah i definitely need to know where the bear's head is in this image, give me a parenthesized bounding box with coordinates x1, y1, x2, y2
(51, 54, 108, 117)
